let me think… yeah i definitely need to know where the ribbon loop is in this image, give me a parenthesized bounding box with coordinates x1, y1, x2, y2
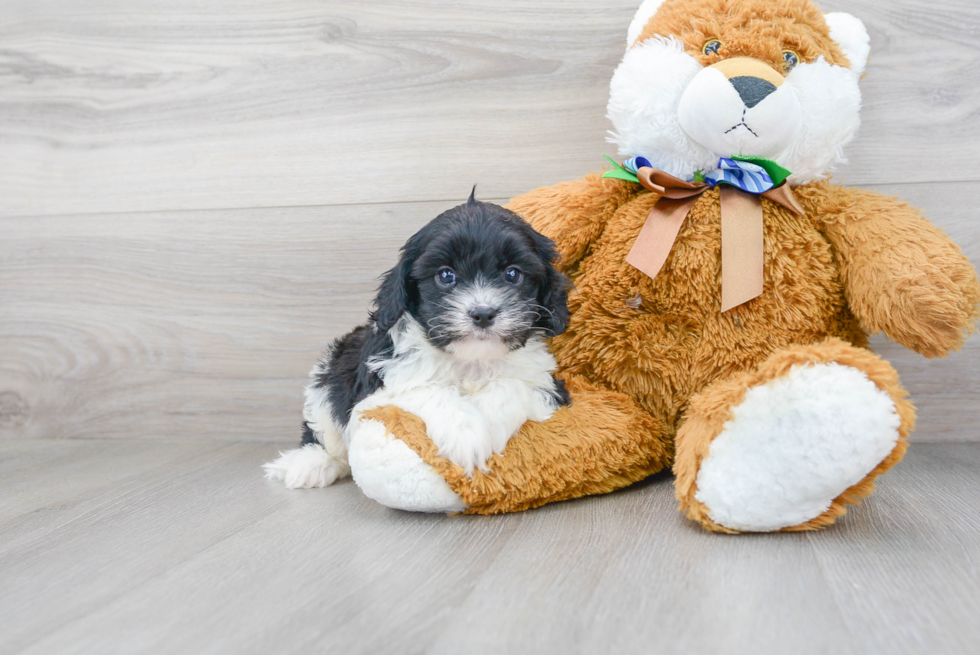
(703, 158, 775, 194)
(636, 168, 706, 200)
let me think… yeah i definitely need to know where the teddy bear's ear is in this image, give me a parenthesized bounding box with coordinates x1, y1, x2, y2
(824, 12, 871, 76)
(627, 0, 667, 47)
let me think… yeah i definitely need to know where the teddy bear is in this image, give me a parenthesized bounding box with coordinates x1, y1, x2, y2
(343, 0, 980, 532)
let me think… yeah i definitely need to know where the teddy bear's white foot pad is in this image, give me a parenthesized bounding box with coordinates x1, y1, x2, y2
(263, 443, 348, 489)
(347, 418, 467, 513)
(694, 363, 901, 532)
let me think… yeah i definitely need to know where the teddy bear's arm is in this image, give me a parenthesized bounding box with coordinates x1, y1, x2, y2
(812, 185, 980, 358)
(507, 172, 642, 274)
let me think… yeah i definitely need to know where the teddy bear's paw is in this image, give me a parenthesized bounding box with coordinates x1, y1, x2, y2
(424, 414, 495, 477)
(693, 362, 902, 532)
(347, 417, 467, 513)
(263, 443, 349, 489)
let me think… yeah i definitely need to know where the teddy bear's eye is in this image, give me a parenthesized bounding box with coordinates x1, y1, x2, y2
(782, 50, 800, 71)
(702, 40, 722, 56)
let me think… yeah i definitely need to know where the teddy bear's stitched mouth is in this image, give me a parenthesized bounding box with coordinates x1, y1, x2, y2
(724, 109, 759, 138)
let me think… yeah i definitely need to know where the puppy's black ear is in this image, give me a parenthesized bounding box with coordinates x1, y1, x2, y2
(467, 185, 477, 205)
(371, 251, 415, 333)
(531, 231, 570, 336)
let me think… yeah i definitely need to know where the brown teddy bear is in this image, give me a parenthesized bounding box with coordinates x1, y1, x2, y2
(347, 0, 980, 532)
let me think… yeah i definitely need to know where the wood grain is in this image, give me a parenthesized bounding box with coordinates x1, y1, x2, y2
(807, 443, 980, 654)
(2, 181, 977, 444)
(427, 485, 855, 655)
(0, 0, 978, 217)
(1, 440, 977, 654)
(0, 438, 220, 526)
(0, 200, 464, 442)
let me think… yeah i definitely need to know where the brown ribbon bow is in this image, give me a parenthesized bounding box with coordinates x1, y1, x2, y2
(626, 167, 805, 312)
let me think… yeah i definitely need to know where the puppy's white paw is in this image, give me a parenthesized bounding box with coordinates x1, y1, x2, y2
(263, 443, 350, 489)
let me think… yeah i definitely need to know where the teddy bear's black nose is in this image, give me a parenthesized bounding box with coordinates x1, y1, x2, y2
(730, 76, 778, 109)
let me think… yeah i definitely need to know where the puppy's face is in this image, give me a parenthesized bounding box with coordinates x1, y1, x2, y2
(372, 199, 569, 361)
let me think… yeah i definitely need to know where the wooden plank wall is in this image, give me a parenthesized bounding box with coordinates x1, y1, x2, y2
(1, 0, 978, 443)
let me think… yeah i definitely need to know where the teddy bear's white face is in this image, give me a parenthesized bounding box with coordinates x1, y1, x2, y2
(677, 56, 806, 162)
(607, 0, 870, 185)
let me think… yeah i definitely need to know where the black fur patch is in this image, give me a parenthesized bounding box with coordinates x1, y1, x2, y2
(306, 325, 392, 431)
(301, 422, 319, 446)
(549, 376, 572, 408)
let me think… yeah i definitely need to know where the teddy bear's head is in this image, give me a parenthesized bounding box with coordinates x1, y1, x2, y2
(607, 0, 870, 185)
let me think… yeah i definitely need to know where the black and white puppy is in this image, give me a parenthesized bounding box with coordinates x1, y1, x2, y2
(264, 194, 571, 489)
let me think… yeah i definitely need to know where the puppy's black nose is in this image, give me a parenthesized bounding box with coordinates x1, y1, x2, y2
(729, 76, 777, 109)
(469, 307, 497, 328)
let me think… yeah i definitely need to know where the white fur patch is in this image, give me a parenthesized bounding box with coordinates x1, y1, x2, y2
(446, 337, 510, 361)
(608, 37, 716, 180)
(627, 0, 667, 47)
(347, 418, 467, 513)
(357, 316, 560, 475)
(780, 57, 862, 184)
(607, 37, 863, 185)
(694, 363, 901, 532)
(825, 12, 871, 76)
(263, 443, 349, 489)
(301, 346, 346, 455)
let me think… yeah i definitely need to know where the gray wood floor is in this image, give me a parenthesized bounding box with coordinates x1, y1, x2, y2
(3, 0, 980, 653)
(1, 440, 978, 655)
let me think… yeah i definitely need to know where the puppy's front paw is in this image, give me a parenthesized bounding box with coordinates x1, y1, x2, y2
(263, 443, 350, 489)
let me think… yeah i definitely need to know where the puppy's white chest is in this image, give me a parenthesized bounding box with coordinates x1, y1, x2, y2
(350, 319, 562, 475)
(459, 379, 488, 396)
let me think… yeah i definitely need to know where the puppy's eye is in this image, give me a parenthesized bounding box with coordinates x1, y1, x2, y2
(782, 50, 800, 71)
(504, 267, 523, 284)
(702, 40, 722, 56)
(436, 268, 456, 286)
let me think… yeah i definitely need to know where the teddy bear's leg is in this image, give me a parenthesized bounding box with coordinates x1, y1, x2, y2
(348, 377, 671, 514)
(345, 412, 469, 513)
(674, 338, 915, 533)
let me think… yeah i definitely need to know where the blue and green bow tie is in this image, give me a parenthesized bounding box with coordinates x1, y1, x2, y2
(617, 156, 791, 194)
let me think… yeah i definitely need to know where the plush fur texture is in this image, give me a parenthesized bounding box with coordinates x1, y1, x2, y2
(823, 12, 870, 76)
(265, 198, 571, 489)
(693, 361, 901, 531)
(347, 418, 468, 513)
(608, 0, 863, 184)
(358, 375, 669, 514)
(328, 0, 980, 532)
(627, 0, 668, 47)
(674, 339, 915, 532)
